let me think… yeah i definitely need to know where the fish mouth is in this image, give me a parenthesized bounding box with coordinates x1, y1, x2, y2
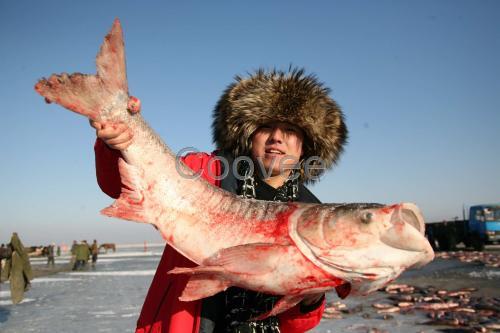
(398, 203, 425, 235)
(380, 203, 434, 265)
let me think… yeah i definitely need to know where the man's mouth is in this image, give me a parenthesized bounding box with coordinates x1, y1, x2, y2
(265, 148, 285, 155)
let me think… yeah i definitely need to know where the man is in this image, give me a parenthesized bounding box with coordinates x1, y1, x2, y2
(92, 68, 347, 332)
(47, 243, 55, 267)
(91, 239, 99, 267)
(3, 233, 33, 304)
(73, 241, 91, 271)
(0, 243, 11, 283)
(70, 240, 77, 268)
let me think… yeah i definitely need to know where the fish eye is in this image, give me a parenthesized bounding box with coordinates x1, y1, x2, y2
(360, 212, 373, 224)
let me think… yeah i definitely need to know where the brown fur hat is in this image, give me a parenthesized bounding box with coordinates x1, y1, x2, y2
(212, 67, 348, 183)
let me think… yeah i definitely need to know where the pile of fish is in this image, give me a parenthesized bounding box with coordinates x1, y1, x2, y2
(436, 251, 500, 268)
(322, 283, 500, 332)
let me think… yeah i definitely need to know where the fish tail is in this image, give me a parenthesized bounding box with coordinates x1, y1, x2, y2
(34, 18, 128, 121)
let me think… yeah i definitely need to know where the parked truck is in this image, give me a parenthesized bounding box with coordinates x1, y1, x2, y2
(425, 204, 500, 251)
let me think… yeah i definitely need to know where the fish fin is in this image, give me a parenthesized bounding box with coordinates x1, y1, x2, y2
(169, 266, 224, 275)
(204, 243, 286, 275)
(96, 18, 128, 93)
(170, 244, 291, 277)
(335, 282, 352, 299)
(34, 19, 128, 120)
(252, 295, 304, 320)
(169, 268, 230, 301)
(101, 158, 148, 223)
(169, 245, 287, 301)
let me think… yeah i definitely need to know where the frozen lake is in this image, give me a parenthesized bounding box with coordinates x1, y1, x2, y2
(0, 246, 163, 333)
(1, 245, 498, 332)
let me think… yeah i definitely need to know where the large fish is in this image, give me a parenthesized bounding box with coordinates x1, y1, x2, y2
(34, 19, 434, 318)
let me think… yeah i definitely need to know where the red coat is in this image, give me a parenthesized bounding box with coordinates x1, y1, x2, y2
(94, 139, 325, 333)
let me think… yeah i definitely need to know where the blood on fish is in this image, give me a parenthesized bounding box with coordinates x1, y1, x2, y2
(381, 204, 399, 214)
(147, 181, 156, 191)
(252, 205, 297, 240)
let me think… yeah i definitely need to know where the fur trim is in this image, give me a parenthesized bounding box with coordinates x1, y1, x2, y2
(212, 67, 347, 183)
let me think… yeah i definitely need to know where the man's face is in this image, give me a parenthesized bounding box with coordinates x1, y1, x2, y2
(250, 121, 304, 177)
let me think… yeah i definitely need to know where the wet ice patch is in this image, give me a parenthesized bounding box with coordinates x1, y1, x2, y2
(469, 270, 500, 279)
(0, 298, 36, 306)
(68, 270, 155, 276)
(31, 259, 70, 265)
(89, 310, 116, 316)
(32, 277, 83, 282)
(98, 251, 157, 258)
(93, 258, 134, 263)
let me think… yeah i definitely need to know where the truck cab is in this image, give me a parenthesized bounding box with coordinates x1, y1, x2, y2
(468, 204, 500, 246)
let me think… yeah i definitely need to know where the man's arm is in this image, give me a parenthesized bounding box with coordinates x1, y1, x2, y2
(94, 138, 123, 198)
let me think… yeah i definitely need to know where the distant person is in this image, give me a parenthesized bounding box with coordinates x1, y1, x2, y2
(3, 233, 33, 304)
(70, 240, 77, 267)
(73, 241, 91, 271)
(83, 240, 91, 262)
(56, 245, 61, 257)
(0, 243, 12, 283)
(47, 243, 55, 267)
(91, 239, 99, 267)
(0, 244, 3, 283)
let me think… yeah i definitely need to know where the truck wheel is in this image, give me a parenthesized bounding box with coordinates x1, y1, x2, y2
(463, 237, 472, 248)
(436, 236, 447, 251)
(447, 234, 457, 251)
(471, 234, 485, 251)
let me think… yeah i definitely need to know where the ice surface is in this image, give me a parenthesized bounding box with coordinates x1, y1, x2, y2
(68, 270, 155, 276)
(32, 277, 83, 283)
(1, 246, 498, 333)
(0, 246, 160, 333)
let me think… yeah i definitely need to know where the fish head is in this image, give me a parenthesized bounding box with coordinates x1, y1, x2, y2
(289, 202, 435, 296)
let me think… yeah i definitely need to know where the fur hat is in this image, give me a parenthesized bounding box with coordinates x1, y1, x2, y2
(212, 67, 348, 183)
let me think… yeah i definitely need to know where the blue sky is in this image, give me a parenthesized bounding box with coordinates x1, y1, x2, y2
(1, 1, 499, 245)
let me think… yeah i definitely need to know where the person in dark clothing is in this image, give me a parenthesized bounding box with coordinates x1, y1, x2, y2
(70, 240, 77, 267)
(0, 243, 11, 283)
(91, 68, 347, 333)
(3, 233, 33, 304)
(73, 241, 91, 271)
(91, 239, 99, 267)
(47, 243, 55, 266)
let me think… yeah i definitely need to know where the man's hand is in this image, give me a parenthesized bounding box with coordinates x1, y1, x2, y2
(90, 96, 141, 150)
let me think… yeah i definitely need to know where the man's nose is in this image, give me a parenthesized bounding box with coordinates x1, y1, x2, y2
(268, 127, 284, 143)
